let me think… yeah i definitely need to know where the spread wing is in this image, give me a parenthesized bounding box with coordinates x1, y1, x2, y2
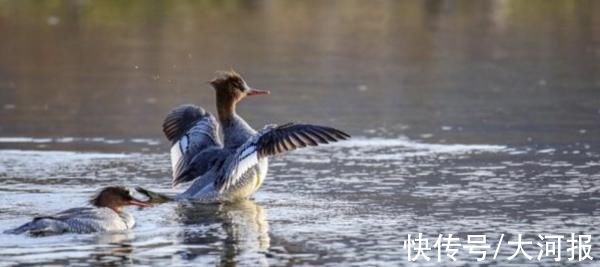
(215, 123, 350, 192)
(163, 105, 224, 186)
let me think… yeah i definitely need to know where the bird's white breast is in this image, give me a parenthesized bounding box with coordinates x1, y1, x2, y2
(253, 158, 269, 192)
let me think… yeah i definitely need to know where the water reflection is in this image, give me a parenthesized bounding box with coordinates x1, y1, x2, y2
(174, 200, 270, 266)
(90, 233, 135, 266)
(0, 231, 137, 266)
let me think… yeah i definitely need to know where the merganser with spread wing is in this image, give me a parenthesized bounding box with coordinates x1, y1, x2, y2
(161, 71, 349, 202)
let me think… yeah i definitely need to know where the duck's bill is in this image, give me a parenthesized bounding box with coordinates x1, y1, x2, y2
(128, 199, 153, 208)
(246, 88, 270, 96)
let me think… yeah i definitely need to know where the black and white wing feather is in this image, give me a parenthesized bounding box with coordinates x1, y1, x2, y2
(163, 105, 223, 186)
(215, 123, 350, 192)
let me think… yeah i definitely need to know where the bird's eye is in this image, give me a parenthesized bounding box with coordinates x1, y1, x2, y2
(237, 83, 245, 91)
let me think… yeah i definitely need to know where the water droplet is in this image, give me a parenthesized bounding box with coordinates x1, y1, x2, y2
(420, 133, 433, 139)
(47, 16, 60, 25)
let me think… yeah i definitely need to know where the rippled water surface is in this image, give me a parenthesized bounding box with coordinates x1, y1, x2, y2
(1, 1, 600, 266)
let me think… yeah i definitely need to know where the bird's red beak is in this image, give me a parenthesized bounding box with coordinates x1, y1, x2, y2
(246, 88, 270, 96)
(128, 199, 153, 208)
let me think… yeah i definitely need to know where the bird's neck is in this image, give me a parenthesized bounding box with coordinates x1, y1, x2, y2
(216, 93, 238, 123)
(110, 206, 123, 213)
(91, 201, 122, 213)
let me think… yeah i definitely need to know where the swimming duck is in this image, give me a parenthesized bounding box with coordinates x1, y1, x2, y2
(162, 71, 349, 202)
(4, 186, 152, 236)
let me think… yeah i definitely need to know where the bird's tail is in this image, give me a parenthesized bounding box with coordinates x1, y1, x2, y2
(135, 187, 174, 204)
(4, 222, 35, 235)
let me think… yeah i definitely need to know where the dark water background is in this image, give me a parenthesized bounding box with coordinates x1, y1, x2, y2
(0, 0, 599, 266)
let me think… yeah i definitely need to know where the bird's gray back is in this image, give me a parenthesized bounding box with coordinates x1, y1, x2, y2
(222, 114, 256, 148)
(19, 207, 131, 235)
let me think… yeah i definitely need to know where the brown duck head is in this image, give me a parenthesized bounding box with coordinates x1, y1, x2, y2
(90, 186, 152, 212)
(209, 70, 270, 121)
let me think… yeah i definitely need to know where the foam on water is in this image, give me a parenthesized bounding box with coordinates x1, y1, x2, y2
(330, 137, 506, 151)
(0, 137, 162, 146)
(0, 149, 130, 159)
